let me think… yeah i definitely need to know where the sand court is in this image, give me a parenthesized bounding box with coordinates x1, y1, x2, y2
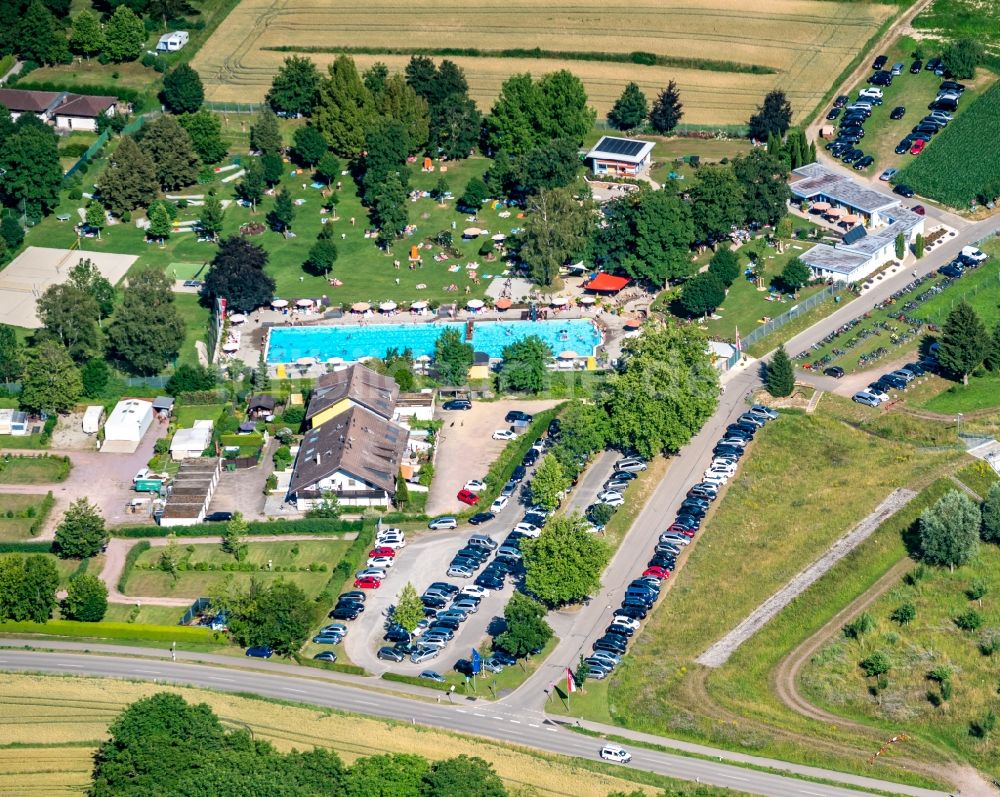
(0, 247, 137, 328)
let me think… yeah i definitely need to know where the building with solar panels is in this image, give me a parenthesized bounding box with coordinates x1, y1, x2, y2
(585, 136, 655, 177)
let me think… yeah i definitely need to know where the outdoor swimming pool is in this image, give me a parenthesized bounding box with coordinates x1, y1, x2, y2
(267, 319, 603, 363)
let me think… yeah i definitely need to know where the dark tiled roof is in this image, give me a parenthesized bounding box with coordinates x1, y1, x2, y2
(248, 394, 276, 411)
(290, 405, 406, 495)
(0, 88, 60, 113)
(306, 364, 399, 422)
(52, 94, 117, 118)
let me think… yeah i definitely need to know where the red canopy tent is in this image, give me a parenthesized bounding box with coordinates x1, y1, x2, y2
(584, 273, 630, 293)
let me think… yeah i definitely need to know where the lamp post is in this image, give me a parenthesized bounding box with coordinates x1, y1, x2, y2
(957, 413, 963, 438)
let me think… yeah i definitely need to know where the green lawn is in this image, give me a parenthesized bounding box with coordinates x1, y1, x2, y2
(589, 410, 960, 781)
(953, 460, 1000, 499)
(101, 604, 185, 625)
(173, 404, 226, 429)
(172, 293, 212, 369)
(918, 249, 1000, 329)
(0, 455, 69, 484)
(30, 120, 522, 309)
(0, 493, 53, 540)
(126, 539, 349, 600)
(830, 35, 997, 178)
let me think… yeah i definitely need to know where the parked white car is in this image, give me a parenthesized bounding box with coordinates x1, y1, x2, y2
(366, 556, 394, 568)
(464, 479, 486, 492)
(514, 522, 540, 537)
(461, 585, 490, 599)
(493, 429, 517, 440)
(490, 495, 509, 513)
(599, 492, 625, 507)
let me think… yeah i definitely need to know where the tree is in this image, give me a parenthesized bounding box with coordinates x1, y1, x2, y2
(984, 323, 1000, 373)
(859, 650, 892, 678)
(304, 235, 338, 276)
(765, 345, 795, 397)
(495, 592, 553, 656)
(102, 5, 145, 62)
(607, 325, 718, 459)
(731, 149, 791, 226)
(197, 194, 225, 241)
(0, 325, 22, 383)
(519, 187, 593, 286)
(162, 64, 204, 114)
(97, 136, 158, 216)
(708, 247, 740, 287)
(552, 401, 610, 470)
(362, 117, 409, 205)
(649, 80, 683, 134)
(36, 282, 100, 360)
(292, 125, 327, 166)
(69, 9, 104, 57)
(85, 202, 106, 239)
(216, 578, 314, 655)
(459, 177, 488, 212)
(574, 655, 590, 688)
(179, 111, 227, 164)
(0, 555, 59, 622)
(688, 165, 746, 243)
(147, 202, 173, 242)
(19, 341, 82, 414)
(376, 72, 431, 155)
(220, 512, 247, 560)
(679, 272, 726, 317)
(203, 236, 276, 314)
(54, 498, 108, 558)
(315, 152, 341, 187)
(0, 215, 24, 250)
(267, 188, 295, 233)
(522, 515, 609, 606)
(895, 232, 906, 261)
(363, 62, 390, 96)
(607, 82, 647, 130)
(314, 55, 376, 156)
(370, 171, 408, 238)
(941, 38, 983, 80)
(938, 301, 987, 385)
(779, 257, 810, 291)
(919, 489, 981, 571)
(537, 69, 595, 146)
(483, 73, 544, 156)
(81, 358, 110, 397)
(166, 363, 216, 395)
(890, 602, 916, 626)
(140, 115, 200, 190)
(982, 482, 1000, 543)
(433, 327, 473, 385)
(268, 55, 321, 116)
(106, 268, 185, 375)
(0, 120, 63, 214)
(63, 572, 108, 621)
(421, 756, 507, 797)
(343, 754, 428, 797)
(394, 582, 424, 634)
(239, 157, 266, 209)
(530, 454, 569, 512)
(17, 0, 68, 64)
(498, 335, 551, 393)
(747, 89, 793, 141)
(249, 108, 283, 156)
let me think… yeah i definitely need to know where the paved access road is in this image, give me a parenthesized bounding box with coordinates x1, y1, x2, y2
(0, 648, 949, 797)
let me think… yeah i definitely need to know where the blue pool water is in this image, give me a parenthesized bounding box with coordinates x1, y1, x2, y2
(267, 319, 602, 363)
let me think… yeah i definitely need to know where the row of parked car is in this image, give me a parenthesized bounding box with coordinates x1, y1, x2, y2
(852, 360, 930, 406)
(581, 408, 779, 681)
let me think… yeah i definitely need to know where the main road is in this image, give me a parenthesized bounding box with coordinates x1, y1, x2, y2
(0, 647, 948, 797)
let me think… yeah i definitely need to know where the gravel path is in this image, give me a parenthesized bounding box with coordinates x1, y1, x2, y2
(696, 487, 917, 667)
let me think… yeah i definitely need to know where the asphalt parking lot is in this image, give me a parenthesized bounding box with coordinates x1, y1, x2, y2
(426, 398, 559, 517)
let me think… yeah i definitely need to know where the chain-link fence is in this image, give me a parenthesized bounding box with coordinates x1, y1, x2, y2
(63, 114, 150, 183)
(740, 283, 842, 351)
(204, 102, 265, 114)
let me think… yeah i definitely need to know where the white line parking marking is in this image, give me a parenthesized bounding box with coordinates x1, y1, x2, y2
(545, 727, 558, 732)
(63, 664, 83, 668)
(509, 720, 520, 724)
(455, 709, 466, 713)
(285, 688, 307, 694)
(528, 723, 539, 728)
(492, 716, 504, 721)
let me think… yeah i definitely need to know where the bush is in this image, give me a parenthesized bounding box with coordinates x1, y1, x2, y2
(843, 611, 875, 639)
(117, 540, 150, 593)
(477, 406, 564, 510)
(381, 672, 452, 692)
(955, 609, 984, 632)
(281, 406, 305, 427)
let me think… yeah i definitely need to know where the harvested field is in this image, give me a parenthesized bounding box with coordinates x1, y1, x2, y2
(193, 0, 896, 123)
(0, 673, 659, 797)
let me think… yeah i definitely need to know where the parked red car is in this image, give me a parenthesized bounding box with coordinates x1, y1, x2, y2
(368, 546, 397, 558)
(457, 488, 480, 506)
(353, 576, 382, 589)
(666, 524, 696, 536)
(642, 566, 671, 580)
(910, 139, 927, 155)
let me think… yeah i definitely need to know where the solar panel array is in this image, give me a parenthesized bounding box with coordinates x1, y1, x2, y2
(594, 137, 646, 157)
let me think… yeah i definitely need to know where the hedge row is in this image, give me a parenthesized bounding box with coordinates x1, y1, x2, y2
(381, 672, 451, 692)
(25, 491, 55, 537)
(12, 79, 146, 108)
(112, 518, 364, 538)
(117, 541, 150, 594)
(312, 523, 375, 623)
(477, 405, 565, 510)
(296, 655, 366, 676)
(0, 619, 216, 643)
(0, 541, 52, 554)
